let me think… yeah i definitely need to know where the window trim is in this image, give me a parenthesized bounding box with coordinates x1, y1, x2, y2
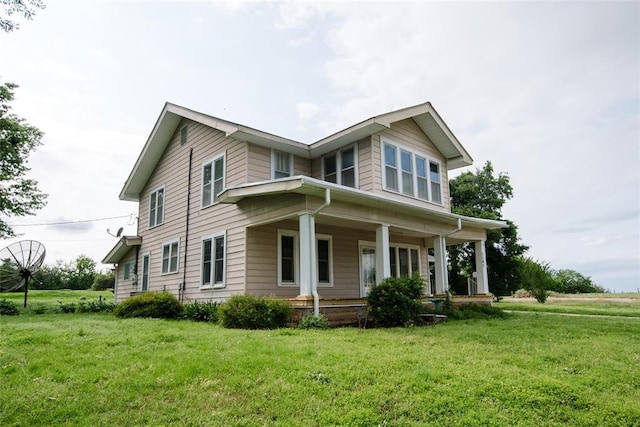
(141, 252, 150, 291)
(200, 231, 226, 290)
(315, 233, 333, 288)
(148, 185, 165, 229)
(380, 137, 444, 205)
(277, 229, 299, 287)
(161, 238, 180, 275)
(123, 260, 135, 281)
(201, 153, 226, 208)
(321, 144, 359, 188)
(276, 230, 333, 287)
(389, 244, 422, 278)
(271, 149, 294, 180)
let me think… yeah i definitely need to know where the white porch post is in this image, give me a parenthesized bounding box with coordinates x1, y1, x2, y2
(474, 240, 489, 294)
(298, 212, 314, 297)
(433, 235, 449, 295)
(375, 224, 391, 284)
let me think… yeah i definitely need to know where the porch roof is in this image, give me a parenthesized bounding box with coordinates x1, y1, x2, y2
(217, 176, 507, 231)
(102, 236, 141, 264)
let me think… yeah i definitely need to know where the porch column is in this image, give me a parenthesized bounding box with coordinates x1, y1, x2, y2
(474, 240, 489, 294)
(433, 235, 448, 295)
(299, 212, 315, 297)
(375, 224, 391, 284)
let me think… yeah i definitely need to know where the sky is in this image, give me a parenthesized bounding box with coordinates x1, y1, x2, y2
(0, 0, 638, 292)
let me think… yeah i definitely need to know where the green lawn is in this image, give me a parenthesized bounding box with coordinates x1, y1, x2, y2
(2, 311, 639, 426)
(1, 289, 114, 313)
(498, 294, 640, 318)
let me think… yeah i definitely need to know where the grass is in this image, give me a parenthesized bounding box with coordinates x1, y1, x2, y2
(0, 289, 114, 314)
(499, 293, 640, 318)
(1, 311, 639, 426)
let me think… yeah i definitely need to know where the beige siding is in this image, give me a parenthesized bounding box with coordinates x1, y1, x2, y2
(357, 138, 374, 191)
(371, 118, 451, 213)
(114, 248, 137, 302)
(294, 154, 311, 177)
(246, 144, 271, 182)
(246, 220, 432, 299)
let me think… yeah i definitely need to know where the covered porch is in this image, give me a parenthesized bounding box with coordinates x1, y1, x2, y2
(220, 177, 505, 321)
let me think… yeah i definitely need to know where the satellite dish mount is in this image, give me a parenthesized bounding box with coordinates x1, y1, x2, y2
(0, 240, 46, 307)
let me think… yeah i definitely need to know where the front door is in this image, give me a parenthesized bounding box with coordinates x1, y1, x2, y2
(360, 246, 376, 297)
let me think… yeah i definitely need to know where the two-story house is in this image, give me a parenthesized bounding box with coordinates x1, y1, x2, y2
(103, 101, 505, 321)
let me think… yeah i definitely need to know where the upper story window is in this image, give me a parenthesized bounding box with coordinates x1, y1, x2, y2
(161, 238, 180, 274)
(180, 125, 188, 146)
(148, 186, 165, 228)
(201, 232, 226, 289)
(323, 145, 357, 188)
(272, 150, 292, 179)
(202, 154, 225, 207)
(382, 139, 443, 205)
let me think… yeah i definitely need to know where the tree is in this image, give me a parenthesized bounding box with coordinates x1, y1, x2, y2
(517, 257, 557, 303)
(448, 161, 528, 297)
(1, 0, 46, 32)
(31, 256, 98, 290)
(553, 269, 606, 294)
(0, 81, 47, 238)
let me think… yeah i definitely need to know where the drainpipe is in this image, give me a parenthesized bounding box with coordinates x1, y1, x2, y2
(181, 148, 194, 303)
(310, 188, 331, 316)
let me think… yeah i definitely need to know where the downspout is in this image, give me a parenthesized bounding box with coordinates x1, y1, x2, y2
(181, 148, 194, 303)
(310, 188, 331, 316)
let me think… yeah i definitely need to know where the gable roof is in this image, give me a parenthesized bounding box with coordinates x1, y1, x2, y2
(119, 102, 473, 201)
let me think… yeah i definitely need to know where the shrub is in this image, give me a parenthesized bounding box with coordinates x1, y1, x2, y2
(219, 294, 293, 329)
(182, 300, 220, 322)
(445, 303, 507, 320)
(58, 302, 77, 313)
(0, 298, 20, 315)
(114, 292, 183, 319)
(518, 257, 556, 303)
(366, 275, 425, 327)
(299, 313, 330, 329)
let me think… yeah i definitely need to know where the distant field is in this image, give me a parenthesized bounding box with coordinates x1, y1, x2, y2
(499, 293, 640, 318)
(1, 304, 639, 425)
(0, 289, 114, 312)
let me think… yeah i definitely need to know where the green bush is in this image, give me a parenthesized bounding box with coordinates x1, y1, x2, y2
(219, 294, 293, 329)
(299, 313, 330, 329)
(445, 303, 507, 320)
(114, 292, 183, 319)
(0, 298, 20, 315)
(182, 300, 220, 322)
(366, 275, 426, 327)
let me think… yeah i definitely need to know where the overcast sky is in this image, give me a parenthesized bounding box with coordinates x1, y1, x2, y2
(1, 1, 638, 292)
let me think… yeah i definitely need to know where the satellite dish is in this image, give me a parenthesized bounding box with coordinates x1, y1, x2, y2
(0, 240, 46, 307)
(107, 227, 124, 238)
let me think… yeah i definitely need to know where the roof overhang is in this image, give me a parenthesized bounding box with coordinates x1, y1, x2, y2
(308, 102, 473, 169)
(218, 176, 506, 231)
(102, 236, 142, 264)
(120, 101, 474, 201)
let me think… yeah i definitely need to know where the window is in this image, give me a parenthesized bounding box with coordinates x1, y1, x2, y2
(277, 230, 333, 287)
(141, 253, 150, 291)
(323, 145, 357, 188)
(430, 161, 442, 204)
(180, 125, 188, 145)
(382, 139, 443, 204)
(316, 236, 332, 286)
(201, 232, 226, 288)
(272, 150, 292, 179)
(202, 154, 225, 207)
(278, 230, 298, 286)
(161, 239, 180, 274)
(148, 186, 164, 228)
(389, 245, 421, 278)
(123, 260, 135, 281)
(384, 144, 398, 191)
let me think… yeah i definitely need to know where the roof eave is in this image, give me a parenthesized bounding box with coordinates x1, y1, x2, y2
(102, 236, 142, 264)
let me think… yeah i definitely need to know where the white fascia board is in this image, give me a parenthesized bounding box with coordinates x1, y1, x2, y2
(218, 176, 507, 230)
(102, 236, 142, 264)
(309, 119, 389, 157)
